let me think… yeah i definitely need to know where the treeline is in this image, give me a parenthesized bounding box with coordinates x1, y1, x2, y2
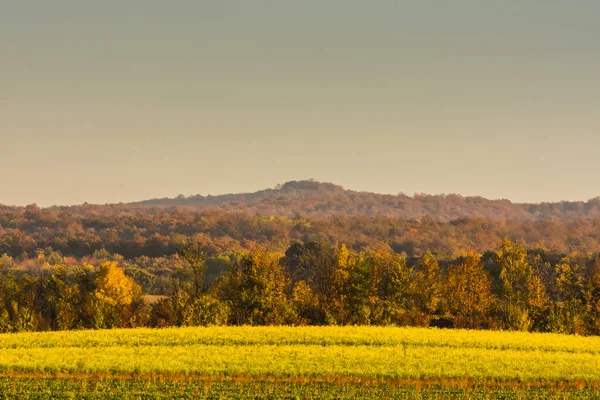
(1, 239, 599, 335)
(1, 205, 600, 259)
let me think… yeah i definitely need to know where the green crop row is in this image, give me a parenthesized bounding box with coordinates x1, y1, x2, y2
(0, 378, 598, 400)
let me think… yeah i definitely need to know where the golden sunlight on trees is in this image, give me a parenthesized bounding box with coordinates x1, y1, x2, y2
(93, 262, 141, 328)
(94, 262, 136, 307)
(444, 252, 494, 329)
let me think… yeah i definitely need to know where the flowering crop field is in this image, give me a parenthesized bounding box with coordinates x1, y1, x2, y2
(1, 326, 600, 398)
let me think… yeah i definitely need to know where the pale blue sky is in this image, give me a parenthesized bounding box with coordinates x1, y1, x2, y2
(1, 1, 599, 206)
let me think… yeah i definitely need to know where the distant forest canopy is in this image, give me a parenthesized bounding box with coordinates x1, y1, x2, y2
(0, 208, 599, 260)
(134, 180, 600, 221)
(4, 180, 600, 221)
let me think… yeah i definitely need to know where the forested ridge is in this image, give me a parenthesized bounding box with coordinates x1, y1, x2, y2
(135, 180, 600, 221)
(1, 181, 599, 335)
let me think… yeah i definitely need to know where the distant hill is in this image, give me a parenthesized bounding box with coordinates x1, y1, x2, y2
(2, 180, 599, 259)
(132, 180, 600, 221)
(135, 180, 346, 207)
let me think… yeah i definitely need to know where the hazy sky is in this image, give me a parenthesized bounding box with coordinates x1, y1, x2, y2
(2, 1, 599, 206)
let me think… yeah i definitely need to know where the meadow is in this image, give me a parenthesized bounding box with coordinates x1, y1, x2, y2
(1, 326, 600, 398)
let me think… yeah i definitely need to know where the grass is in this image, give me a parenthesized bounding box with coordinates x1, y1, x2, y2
(1, 326, 600, 398)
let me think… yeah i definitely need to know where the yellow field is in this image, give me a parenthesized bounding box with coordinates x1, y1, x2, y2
(0, 326, 599, 384)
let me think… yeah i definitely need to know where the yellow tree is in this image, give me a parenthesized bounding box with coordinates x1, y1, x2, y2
(93, 262, 139, 328)
(330, 243, 353, 323)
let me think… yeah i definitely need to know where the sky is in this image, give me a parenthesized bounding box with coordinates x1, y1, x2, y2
(2, 1, 599, 206)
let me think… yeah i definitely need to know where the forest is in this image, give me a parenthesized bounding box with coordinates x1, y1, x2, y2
(1, 181, 599, 335)
(1, 204, 600, 260)
(1, 238, 599, 335)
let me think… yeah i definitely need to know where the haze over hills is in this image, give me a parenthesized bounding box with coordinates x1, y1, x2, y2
(132, 180, 600, 221)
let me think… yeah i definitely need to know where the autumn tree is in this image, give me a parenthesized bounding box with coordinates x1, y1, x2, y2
(413, 251, 442, 317)
(549, 259, 585, 334)
(444, 252, 494, 328)
(93, 262, 141, 328)
(328, 244, 354, 324)
(344, 252, 373, 325)
(495, 238, 549, 331)
(0, 262, 21, 332)
(219, 250, 296, 325)
(178, 241, 208, 298)
(377, 251, 415, 325)
(290, 280, 319, 325)
(584, 257, 600, 334)
(153, 242, 230, 327)
(283, 241, 338, 323)
(46, 265, 79, 330)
